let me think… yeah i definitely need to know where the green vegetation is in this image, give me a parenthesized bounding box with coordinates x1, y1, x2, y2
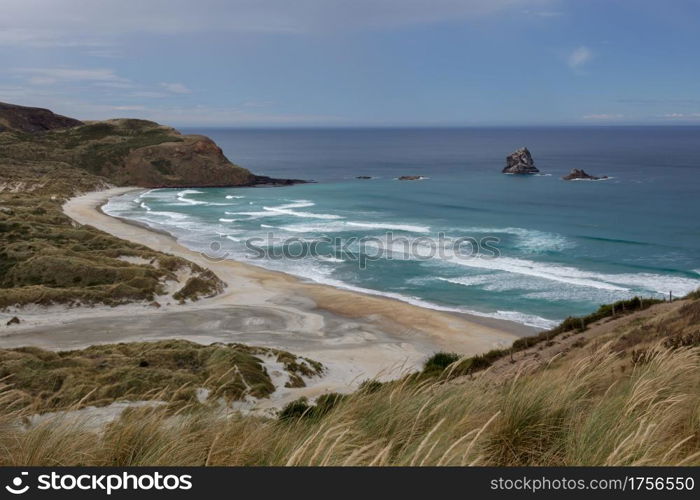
(278, 393, 347, 421)
(0, 118, 253, 190)
(0, 339, 324, 414)
(419, 295, 672, 380)
(422, 352, 460, 374)
(172, 271, 225, 303)
(0, 192, 224, 308)
(546, 296, 664, 336)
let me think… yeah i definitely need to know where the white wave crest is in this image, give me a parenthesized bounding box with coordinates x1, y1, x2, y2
(460, 226, 572, 253)
(346, 221, 431, 233)
(447, 256, 700, 295)
(176, 189, 207, 205)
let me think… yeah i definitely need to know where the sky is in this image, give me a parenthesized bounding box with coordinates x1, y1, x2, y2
(1, 0, 699, 127)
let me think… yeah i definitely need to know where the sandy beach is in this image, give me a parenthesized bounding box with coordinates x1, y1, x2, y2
(1, 187, 534, 406)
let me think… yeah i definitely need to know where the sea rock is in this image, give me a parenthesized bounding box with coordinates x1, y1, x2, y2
(562, 168, 607, 181)
(6, 316, 20, 326)
(398, 175, 423, 181)
(503, 147, 539, 174)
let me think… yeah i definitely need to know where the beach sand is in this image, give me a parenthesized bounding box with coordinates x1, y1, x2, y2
(1, 187, 536, 407)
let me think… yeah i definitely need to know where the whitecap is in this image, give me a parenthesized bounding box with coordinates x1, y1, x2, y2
(458, 226, 572, 253)
(147, 211, 190, 220)
(260, 206, 342, 220)
(346, 221, 431, 233)
(437, 276, 492, 287)
(319, 256, 345, 263)
(175, 191, 208, 205)
(444, 256, 700, 295)
(568, 176, 614, 182)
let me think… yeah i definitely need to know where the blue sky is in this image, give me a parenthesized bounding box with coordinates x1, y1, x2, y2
(1, 0, 699, 126)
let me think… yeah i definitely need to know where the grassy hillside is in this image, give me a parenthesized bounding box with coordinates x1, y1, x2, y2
(0, 118, 254, 190)
(0, 191, 223, 309)
(1, 295, 697, 466)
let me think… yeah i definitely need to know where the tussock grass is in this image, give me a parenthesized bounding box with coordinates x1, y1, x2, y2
(0, 193, 224, 308)
(1, 341, 696, 466)
(0, 340, 324, 414)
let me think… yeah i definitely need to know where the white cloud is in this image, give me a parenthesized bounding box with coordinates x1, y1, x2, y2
(129, 91, 168, 98)
(524, 10, 563, 18)
(13, 67, 128, 85)
(582, 113, 623, 120)
(111, 105, 147, 111)
(662, 112, 700, 119)
(241, 100, 274, 108)
(160, 82, 192, 94)
(0, 0, 555, 47)
(0, 28, 107, 48)
(567, 46, 592, 70)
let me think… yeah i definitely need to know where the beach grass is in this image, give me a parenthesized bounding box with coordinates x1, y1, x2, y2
(1, 296, 697, 466)
(0, 339, 324, 414)
(0, 191, 224, 308)
(1, 342, 696, 466)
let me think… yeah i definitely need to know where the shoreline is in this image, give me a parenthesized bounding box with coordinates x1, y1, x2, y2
(88, 187, 534, 336)
(2, 186, 534, 405)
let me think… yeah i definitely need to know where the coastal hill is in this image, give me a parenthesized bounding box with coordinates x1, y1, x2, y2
(0, 101, 302, 192)
(0, 101, 83, 133)
(0, 102, 308, 308)
(0, 101, 282, 309)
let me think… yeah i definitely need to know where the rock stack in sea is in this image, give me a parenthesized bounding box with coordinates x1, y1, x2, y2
(562, 168, 608, 181)
(503, 147, 539, 174)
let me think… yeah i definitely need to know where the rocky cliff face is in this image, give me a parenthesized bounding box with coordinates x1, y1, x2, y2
(503, 147, 539, 174)
(0, 101, 83, 133)
(118, 132, 256, 187)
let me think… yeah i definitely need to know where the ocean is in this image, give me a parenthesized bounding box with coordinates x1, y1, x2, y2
(103, 127, 700, 329)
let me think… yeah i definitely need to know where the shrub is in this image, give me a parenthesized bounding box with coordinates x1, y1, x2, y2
(422, 352, 460, 374)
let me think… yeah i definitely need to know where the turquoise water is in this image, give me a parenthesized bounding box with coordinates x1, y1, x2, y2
(104, 127, 700, 328)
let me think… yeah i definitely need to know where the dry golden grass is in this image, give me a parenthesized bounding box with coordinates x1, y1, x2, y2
(1, 340, 697, 466)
